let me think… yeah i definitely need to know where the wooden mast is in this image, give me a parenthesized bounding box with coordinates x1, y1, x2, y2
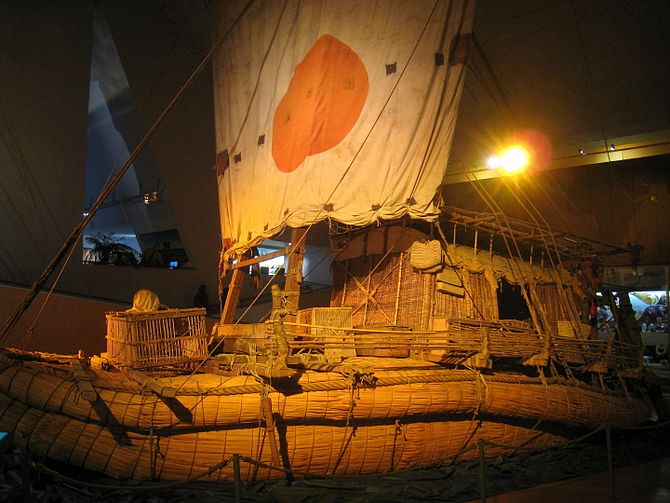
(219, 226, 307, 324)
(284, 227, 308, 319)
(220, 268, 245, 324)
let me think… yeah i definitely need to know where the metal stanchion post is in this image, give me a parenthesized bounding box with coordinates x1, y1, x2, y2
(606, 425, 615, 501)
(233, 453, 242, 503)
(478, 439, 487, 503)
(21, 460, 31, 503)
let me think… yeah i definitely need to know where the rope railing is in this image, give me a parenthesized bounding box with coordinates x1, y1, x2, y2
(250, 319, 644, 372)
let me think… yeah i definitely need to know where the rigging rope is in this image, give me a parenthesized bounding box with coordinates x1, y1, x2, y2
(0, 102, 61, 256)
(462, 172, 546, 334)
(18, 241, 80, 350)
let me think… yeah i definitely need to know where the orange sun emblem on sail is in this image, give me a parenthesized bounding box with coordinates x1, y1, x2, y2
(272, 35, 369, 173)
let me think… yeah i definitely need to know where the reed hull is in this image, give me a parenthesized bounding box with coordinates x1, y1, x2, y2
(0, 353, 651, 481)
(2, 399, 569, 481)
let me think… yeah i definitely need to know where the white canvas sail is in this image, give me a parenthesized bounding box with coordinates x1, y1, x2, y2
(213, 0, 475, 260)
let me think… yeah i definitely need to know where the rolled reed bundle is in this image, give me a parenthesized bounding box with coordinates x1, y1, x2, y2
(0, 392, 570, 481)
(0, 362, 650, 432)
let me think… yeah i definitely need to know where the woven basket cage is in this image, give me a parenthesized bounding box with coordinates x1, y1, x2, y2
(106, 308, 207, 368)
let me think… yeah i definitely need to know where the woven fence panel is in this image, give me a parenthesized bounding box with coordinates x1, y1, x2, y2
(364, 254, 400, 326)
(532, 283, 577, 335)
(332, 253, 426, 330)
(433, 271, 496, 321)
(295, 308, 355, 360)
(106, 309, 207, 368)
(330, 260, 347, 307)
(396, 252, 425, 329)
(469, 270, 497, 320)
(331, 256, 367, 322)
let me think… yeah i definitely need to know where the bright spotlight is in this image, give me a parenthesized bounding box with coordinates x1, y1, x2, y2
(499, 145, 529, 174)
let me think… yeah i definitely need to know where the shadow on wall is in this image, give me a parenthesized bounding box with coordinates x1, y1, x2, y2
(0, 284, 125, 355)
(0, 284, 219, 356)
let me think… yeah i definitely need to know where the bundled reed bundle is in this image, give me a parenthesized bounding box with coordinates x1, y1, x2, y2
(0, 389, 572, 481)
(0, 354, 649, 435)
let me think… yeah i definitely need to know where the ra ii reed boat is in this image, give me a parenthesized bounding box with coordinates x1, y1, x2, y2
(0, 0, 653, 482)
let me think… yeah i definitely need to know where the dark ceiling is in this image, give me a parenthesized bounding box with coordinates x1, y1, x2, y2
(448, 0, 670, 175)
(102, 0, 669, 266)
(157, 0, 670, 176)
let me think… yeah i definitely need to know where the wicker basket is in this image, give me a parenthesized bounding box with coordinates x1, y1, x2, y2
(106, 308, 208, 368)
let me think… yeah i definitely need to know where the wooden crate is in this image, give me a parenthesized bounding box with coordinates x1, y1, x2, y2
(106, 308, 208, 368)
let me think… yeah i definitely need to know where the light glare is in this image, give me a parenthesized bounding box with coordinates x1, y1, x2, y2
(500, 146, 529, 173)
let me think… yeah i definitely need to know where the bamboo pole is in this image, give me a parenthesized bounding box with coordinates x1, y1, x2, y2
(394, 252, 403, 325)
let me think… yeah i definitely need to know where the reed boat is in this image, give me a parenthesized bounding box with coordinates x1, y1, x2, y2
(0, 214, 653, 481)
(0, 0, 654, 483)
(0, 325, 652, 482)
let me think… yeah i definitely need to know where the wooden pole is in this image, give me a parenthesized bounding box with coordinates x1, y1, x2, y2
(230, 245, 294, 269)
(261, 396, 281, 468)
(123, 368, 177, 398)
(478, 438, 487, 503)
(284, 227, 307, 319)
(221, 268, 245, 324)
(271, 285, 290, 366)
(233, 453, 242, 503)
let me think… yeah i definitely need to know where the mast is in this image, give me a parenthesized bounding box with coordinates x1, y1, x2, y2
(284, 227, 308, 318)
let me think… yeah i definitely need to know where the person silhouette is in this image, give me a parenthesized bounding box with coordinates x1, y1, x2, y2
(193, 284, 209, 311)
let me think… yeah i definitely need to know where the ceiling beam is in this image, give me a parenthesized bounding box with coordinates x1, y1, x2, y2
(444, 129, 670, 185)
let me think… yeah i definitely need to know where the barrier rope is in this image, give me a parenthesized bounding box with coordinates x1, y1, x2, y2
(607, 419, 670, 431)
(479, 419, 670, 453)
(28, 456, 233, 491)
(17, 418, 669, 495)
